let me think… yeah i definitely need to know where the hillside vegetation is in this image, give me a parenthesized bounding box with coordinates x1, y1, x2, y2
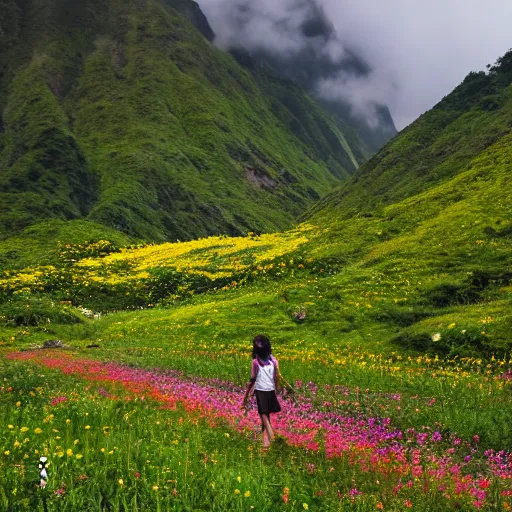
(1, 43, 512, 512)
(308, 50, 512, 219)
(1, 50, 511, 358)
(0, 0, 372, 242)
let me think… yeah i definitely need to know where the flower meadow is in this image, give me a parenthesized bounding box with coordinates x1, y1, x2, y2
(2, 349, 512, 511)
(0, 204, 510, 510)
(0, 225, 317, 311)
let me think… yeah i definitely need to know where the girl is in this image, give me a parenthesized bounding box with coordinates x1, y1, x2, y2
(243, 334, 281, 448)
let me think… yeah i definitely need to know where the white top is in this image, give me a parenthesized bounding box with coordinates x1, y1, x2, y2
(252, 356, 277, 391)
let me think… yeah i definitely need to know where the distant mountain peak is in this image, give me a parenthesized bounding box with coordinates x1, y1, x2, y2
(198, 0, 397, 154)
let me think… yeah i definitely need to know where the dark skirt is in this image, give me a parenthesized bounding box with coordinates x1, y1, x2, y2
(255, 390, 281, 415)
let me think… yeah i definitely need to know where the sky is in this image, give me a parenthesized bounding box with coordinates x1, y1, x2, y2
(196, 0, 512, 130)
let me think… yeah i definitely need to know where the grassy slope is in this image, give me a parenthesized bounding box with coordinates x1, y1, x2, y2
(0, 0, 364, 242)
(1, 63, 511, 355)
(1, 54, 512, 482)
(307, 57, 512, 220)
(2, 127, 510, 354)
(1, 52, 510, 355)
(0, 219, 132, 268)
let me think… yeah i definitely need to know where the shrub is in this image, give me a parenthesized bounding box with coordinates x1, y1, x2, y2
(391, 331, 445, 354)
(0, 295, 84, 327)
(420, 280, 481, 307)
(369, 305, 434, 327)
(392, 325, 511, 358)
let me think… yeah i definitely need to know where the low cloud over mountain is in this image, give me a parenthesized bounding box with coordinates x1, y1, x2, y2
(197, 0, 512, 129)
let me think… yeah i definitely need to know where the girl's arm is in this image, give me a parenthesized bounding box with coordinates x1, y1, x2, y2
(243, 359, 258, 406)
(243, 380, 255, 406)
(273, 356, 282, 394)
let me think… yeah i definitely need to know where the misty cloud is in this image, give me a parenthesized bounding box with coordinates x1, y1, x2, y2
(197, 0, 512, 130)
(198, 0, 334, 56)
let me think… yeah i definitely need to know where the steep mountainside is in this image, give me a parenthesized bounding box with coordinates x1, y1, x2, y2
(308, 50, 512, 221)
(221, 0, 398, 157)
(0, 0, 365, 242)
(298, 50, 512, 354)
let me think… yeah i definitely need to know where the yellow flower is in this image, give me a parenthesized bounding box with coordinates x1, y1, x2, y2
(244, 491, 251, 498)
(234, 489, 241, 495)
(4, 450, 10, 456)
(118, 479, 124, 486)
(14, 440, 21, 448)
(237, 476, 241, 483)
(7, 425, 14, 429)
(16, 401, 21, 407)
(101, 448, 105, 453)
(152, 486, 159, 491)
(75, 454, 83, 460)
(108, 450, 114, 455)
(85, 425, 91, 430)
(56, 451, 64, 457)
(303, 504, 309, 510)
(74, 439, 80, 445)
(34, 428, 43, 435)
(20, 427, 29, 433)
(66, 419, 71, 425)
(66, 449, 73, 457)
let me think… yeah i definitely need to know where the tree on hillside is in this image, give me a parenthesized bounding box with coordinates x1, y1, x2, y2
(0, 0, 21, 48)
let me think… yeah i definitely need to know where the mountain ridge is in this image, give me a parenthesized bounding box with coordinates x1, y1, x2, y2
(0, 0, 377, 243)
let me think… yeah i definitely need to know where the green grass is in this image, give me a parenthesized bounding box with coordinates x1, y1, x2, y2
(307, 53, 512, 222)
(0, 219, 132, 268)
(1, 359, 362, 511)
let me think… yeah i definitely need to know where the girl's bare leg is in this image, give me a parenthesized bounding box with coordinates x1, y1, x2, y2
(260, 414, 274, 447)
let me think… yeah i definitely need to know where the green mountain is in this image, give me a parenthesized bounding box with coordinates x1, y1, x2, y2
(301, 49, 512, 355)
(1, 50, 511, 362)
(308, 51, 512, 220)
(200, 0, 398, 158)
(0, 0, 370, 243)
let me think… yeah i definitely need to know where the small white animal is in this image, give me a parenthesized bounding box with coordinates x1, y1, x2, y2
(38, 457, 48, 489)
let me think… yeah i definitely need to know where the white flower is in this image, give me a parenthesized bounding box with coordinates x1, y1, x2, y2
(431, 333, 442, 342)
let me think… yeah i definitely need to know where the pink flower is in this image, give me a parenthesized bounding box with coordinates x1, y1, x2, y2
(432, 431, 442, 442)
(478, 479, 491, 489)
(51, 396, 68, 406)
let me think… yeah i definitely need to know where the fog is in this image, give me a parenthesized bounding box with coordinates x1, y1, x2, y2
(197, 0, 512, 129)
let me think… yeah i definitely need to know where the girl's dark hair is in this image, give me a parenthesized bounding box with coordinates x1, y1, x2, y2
(252, 334, 272, 360)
